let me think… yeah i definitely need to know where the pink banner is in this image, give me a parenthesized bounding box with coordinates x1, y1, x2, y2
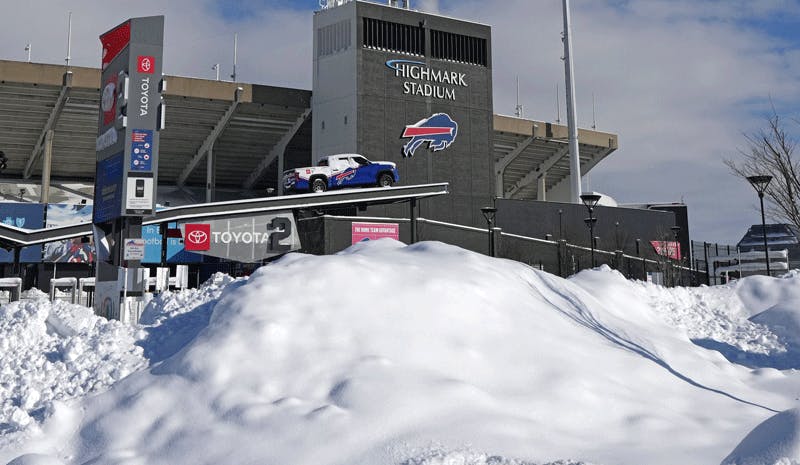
(352, 222, 399, 244)
(651, 240, 681, 260)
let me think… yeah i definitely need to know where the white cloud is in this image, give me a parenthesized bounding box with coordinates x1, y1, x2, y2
(444, 0, 800, 243)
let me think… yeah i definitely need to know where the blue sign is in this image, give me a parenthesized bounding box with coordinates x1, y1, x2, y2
(0, 203, 44, 263)
(94, 152, 124, 223)
(130, 129, 153, 171)
(142, 223, 204, 264)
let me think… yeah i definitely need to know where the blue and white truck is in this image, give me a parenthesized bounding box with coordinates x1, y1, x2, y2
(282, 154, 399, 193)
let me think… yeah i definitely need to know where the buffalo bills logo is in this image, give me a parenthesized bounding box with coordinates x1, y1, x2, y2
(401, 113, 458, 157)
(334, 168, 357, 185)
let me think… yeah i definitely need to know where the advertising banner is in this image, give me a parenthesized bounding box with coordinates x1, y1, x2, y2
(44, 204, 95, 263)
(141, 224, 204, 264)
(93, 152, 124, 224)
(177, 212, 300, 263)
(95, 16, 164, 223)
(351, 222, 400, 244)
(651, 240, 682, 260)
(0, 203, 44, 263)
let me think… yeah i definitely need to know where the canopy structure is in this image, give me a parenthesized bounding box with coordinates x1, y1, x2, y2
(0, 60, 617, 206)
(493, 115, 618, 201)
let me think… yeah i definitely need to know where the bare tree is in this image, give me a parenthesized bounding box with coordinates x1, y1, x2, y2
(726, 112, 800, 229)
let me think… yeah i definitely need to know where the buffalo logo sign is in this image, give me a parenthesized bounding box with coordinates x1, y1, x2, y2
(184, 224, 211, 251)
(334, 168, 357, 185)
(401, 113, 458, 157)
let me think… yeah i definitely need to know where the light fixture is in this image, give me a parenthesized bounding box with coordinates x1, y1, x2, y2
(580, 193, 602, 267)
(481, 206, 498, 257)
(746, 175, 773, 276)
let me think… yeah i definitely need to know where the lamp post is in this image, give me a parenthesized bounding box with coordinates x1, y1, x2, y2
(558, 208, 563, 240)
(481, 206, 497, 257)
(746, 175, 773, 276)
(580, 193, 601, 267)
(671, 225, 681, 286)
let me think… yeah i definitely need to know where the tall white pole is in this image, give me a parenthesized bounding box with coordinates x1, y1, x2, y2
(25, 44, 31, 62)
(231, 33, 238, 82)
(65, 12, 72, 67)
(562, 0, 582, 203)
(555, 83, 561, 124)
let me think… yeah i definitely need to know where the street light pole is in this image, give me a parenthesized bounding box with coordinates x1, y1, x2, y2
(481, 206, 498, 257)
(671, 225, 681, 286)
(747, 175, 773, 276)
(580, 193, 601, 268)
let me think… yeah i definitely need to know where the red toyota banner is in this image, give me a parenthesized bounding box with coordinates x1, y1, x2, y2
(651, 240, 681, 260)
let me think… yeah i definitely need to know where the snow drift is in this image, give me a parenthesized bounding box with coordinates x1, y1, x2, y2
(1, 239, 799, 465)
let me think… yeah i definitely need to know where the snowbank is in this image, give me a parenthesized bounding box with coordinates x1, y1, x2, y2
(1, 240, 799, 465)
(0, 296, 144, 438)
(720, 408, 800, 465)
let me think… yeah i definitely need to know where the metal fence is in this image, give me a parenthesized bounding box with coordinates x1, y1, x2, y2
(418, 218, 704, 286)
(306, 215, 708, 287)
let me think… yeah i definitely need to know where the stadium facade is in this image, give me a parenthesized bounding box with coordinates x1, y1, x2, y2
(0, 0, 695, 290)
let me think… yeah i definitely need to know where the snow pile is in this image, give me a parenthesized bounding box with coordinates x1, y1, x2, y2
(720, 408, 800, 465)
(630, 279, 785, 358)
(136, 273, 246, 364)
(0, 297, 144, 434)
(1, 240, 800, 464)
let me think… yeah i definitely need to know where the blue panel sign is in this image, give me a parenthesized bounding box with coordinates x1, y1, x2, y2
(94, 152, 124, 223)
(142, 223, 204, 264)
(130, 129, 153, 171)
(0, 203, 44, 263)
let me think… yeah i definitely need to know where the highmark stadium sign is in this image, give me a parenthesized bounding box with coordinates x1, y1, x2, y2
(386, 59, 468, 101)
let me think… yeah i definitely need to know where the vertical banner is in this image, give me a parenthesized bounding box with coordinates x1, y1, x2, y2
(94, 16, 164, 318)
(94, 16, 164, 223)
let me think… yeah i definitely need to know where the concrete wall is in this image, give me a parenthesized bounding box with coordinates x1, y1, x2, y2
(496, 199, 680, 259)
(312, 2, 494, 228)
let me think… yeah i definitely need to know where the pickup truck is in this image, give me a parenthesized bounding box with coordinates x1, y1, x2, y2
(282, 154, 399, 193)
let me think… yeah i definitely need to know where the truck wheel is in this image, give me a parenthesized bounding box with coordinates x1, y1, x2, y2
(311, 178, 327, 193)
(377, 173, 394, 187)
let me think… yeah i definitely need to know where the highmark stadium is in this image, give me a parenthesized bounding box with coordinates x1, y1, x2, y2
(0, 0, 693, 316)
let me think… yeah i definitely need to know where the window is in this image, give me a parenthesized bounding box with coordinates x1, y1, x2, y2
(362, 17, 424, 56)
(430, 29, 487, 66)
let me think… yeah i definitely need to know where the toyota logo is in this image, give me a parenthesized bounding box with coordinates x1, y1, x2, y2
(187, 230, 208, 245)
(140, 58, 151, 72)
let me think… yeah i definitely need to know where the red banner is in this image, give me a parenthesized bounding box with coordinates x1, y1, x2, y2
(100, 21, 131, 70)
(651, 240, 681, 260)
(352, 222, 399, 244)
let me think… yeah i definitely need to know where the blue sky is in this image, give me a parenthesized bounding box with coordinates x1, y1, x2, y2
(1, 0, 800, 244)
